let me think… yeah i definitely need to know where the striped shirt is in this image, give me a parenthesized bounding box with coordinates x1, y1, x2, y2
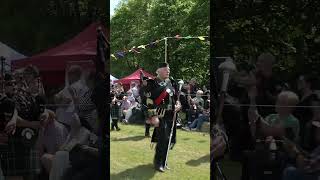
(77, 89, 97, 131)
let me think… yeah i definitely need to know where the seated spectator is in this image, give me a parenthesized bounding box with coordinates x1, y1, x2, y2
(49, 113, 97, 180)
(193, 90, 205, 109)
(282, 121, 320, 180)
(248, 89, 300, 142)
(36, 109, 68, 175)
(184, 106, 210, 131)
(241, 89, 300, 180)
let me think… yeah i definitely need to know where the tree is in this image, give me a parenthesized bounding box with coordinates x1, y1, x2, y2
(111, 0, 209, 85)
(213, 0, 320, 83)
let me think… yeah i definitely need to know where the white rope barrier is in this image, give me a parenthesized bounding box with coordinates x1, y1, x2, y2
(222, 103, 320, 108)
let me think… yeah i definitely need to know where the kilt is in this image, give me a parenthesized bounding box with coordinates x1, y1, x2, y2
(111, 104, 122, 119)
(0, 136, 40, 176)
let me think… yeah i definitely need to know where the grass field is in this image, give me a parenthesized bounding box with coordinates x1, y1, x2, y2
(219, 157, 242, 180)
(110, 124, 210, 180)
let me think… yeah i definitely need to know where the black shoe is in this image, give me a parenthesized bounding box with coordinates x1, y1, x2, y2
(170, 143, 175, 150)
(155, 165, 165, 172)
(116, 128, 121, 131)
(145, 133, 150, 137)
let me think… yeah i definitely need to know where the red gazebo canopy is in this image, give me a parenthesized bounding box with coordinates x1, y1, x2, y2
(114, 68, 155, 90)
(11, 22, 108, 87)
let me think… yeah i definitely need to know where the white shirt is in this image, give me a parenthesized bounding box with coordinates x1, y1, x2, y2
(56, 80, 88, 126)
(131, 86, 139, 98)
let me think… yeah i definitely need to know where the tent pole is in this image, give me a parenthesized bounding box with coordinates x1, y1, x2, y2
(165, 37, 168, 63)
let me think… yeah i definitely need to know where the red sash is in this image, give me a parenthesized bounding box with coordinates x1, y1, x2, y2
(154, 89, 168, 106)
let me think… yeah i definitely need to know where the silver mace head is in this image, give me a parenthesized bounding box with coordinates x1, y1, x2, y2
(218, 57, 237, 93)
(178, 80, 184, 91)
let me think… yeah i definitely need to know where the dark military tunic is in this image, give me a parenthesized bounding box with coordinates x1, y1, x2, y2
(144, 77, 178, 167)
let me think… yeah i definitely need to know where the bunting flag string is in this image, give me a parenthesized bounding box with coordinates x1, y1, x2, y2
(111, 35, 209, 59)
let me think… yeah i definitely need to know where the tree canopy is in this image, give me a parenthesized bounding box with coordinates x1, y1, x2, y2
(213, 0, 320, 83)
(0, 0, 107, 56)
(111, 0, 209, 85)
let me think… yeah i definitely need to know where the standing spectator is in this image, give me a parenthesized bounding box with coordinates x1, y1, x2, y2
(130, 82, 139, 99)
(0, 97, 19, 180)
(126, 90, 136, 105)
(71, 71, 98, 134)
(302, 96, 320, 151)
(253, 53, 280, 117)
(23, 65, 45, 97)
(121, 96, 131, 122)
(189, 78, 198, 97)
(184, 99, 198, 126)
(234, 53, 280, 162)
(110, 94, 121, 131)
(293, 74, 318, 148)
(55, 65, 87, 129)
(0, 93, 40, 180)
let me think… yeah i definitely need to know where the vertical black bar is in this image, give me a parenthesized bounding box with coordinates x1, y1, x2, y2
(94, 22, 109, 180)
(1, 56, 5, 77)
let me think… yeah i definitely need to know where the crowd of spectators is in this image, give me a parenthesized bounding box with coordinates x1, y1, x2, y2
(110, 78, 210, 132)
(213, 53, 320, 180)
(0, 64, 100, 180)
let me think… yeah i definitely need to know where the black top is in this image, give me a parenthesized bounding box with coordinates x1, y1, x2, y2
(144, 77, 178, 111)
(255, 72, 280, 117)
(293, 93, 318, 140)
(0, 96, 15, 132)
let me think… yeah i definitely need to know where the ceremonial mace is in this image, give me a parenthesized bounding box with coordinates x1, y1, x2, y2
(164, 79, 184, 168)
(211, 57, 236, 162)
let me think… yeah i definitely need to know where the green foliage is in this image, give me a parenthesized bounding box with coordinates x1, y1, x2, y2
(213, 0, 320, 82)
(0, 0, 107, 56)
(111, 0, 209, 85)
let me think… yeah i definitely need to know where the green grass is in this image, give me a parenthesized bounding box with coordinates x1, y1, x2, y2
(219, 156, 242, 180)
(110, 124, 210, 180)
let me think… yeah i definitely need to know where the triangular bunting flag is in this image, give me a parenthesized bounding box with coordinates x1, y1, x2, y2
(138, 45, 146, 49)
(198, 36, 205, 41)
(116, 52, 125, 58)
(132, 48, 141, 54)
(111, 54, 117, 59)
